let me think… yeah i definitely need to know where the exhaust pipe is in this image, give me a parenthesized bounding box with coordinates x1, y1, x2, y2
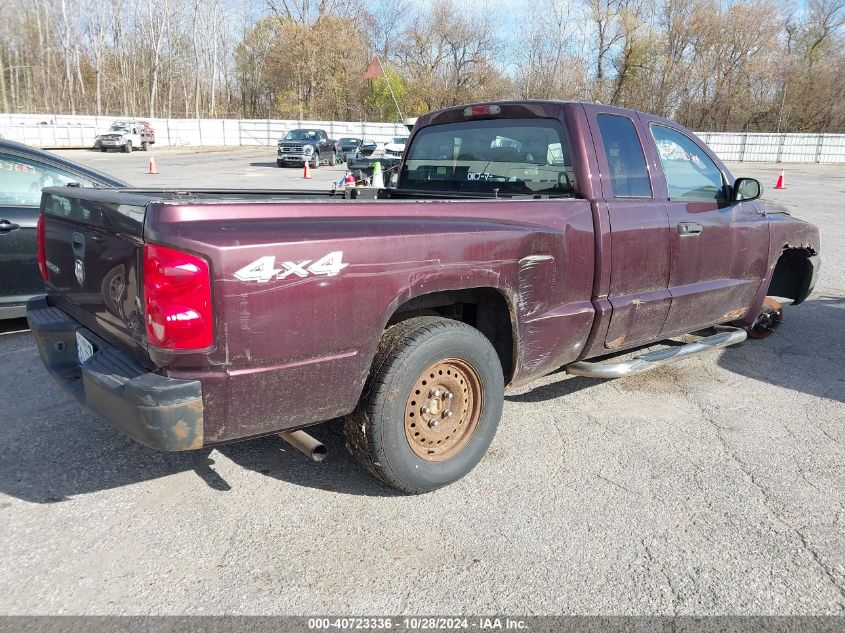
(278, 430, 327, 462)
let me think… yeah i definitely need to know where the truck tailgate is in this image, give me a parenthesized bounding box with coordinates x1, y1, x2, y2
(40, 189, 150, 366)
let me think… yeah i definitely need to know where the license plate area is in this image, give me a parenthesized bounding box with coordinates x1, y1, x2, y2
(76, 331, 95, 365)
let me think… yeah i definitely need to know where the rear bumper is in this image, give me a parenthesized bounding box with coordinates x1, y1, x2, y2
(26, 296, 204, 451)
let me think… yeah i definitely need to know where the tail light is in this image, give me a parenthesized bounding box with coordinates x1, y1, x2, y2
(37, 214, 48, 281)
(143, 244, 213, 350)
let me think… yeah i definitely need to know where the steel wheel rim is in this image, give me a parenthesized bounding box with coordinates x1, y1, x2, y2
(404, 358, 483, 462)
(750, 297, 783, 339)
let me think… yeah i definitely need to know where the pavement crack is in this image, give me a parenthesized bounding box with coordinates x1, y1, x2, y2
(692, 393, 845, 608)
(589, 471, 639, 496)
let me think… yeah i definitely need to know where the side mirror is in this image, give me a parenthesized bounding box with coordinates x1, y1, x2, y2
(734, 177, 762, 202)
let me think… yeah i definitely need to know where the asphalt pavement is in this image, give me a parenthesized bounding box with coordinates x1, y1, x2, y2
(1, 149, 843, 615)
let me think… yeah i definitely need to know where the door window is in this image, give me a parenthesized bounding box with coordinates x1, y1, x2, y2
(650, 125, 726, 201)
(596, 114, 652, 198)
(0, 153, 93, 207)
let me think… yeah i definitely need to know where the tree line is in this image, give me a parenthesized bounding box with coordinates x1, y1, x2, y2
(1, 0, 843, 132)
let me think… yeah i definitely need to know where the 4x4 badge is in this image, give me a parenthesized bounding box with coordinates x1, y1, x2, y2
(234, 251, 348, 283)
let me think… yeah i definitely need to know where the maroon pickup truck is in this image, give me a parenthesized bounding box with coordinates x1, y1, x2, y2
(27, 101, 820, 493)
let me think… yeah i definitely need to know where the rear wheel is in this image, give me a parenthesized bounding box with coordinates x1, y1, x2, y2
(329, 151, 337, 166)
(747, 297, 783, 339)
(344, 316, 504, 494)
(142, 141, 150, 151)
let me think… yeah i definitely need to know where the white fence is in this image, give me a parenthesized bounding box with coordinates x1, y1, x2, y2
(697, 132, 845, 164)
(1, 113, 844, 163)
(0, 113, 408, 149)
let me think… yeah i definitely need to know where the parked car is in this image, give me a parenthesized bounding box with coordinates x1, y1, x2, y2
(95, 120, 156, 153)
(0, 140, 128, 319)
(383, 136, 408, 159)
(277, 129, 339, 168)
(360, 139, 379, 156)
(28, 101, 819, 494)
(346, 138, 398, 180)
(338, 137, 362, 160)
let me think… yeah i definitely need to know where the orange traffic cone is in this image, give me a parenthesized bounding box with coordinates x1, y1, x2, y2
(148, 156, 158, 175)
(303, 159, 312, 179)
(774, 168, 785, 189)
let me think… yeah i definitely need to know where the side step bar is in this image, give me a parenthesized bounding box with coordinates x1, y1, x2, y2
(565, 326, 747, 379)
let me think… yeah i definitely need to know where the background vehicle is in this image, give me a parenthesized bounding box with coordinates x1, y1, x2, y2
(360, 139, 379, 156)
(277, 129, 339, 168)
(383, 136, 408, 159)
(28, 101, 819, 494)
(0, 140, 127, 318)
(95, 120, 156, 153)
(346, 138, 399, 180)
(338, 137, 362, 161)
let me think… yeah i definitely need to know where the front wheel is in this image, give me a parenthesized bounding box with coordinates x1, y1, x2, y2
(311, 153, 319, 169)
(277, 160, 284, 167)
(124, 142, 132, 153)
(344, 316, 504, 494)
(747, 297, 783, 339)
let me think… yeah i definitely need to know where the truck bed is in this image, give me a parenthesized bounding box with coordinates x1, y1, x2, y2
(37, 183, 596, 444)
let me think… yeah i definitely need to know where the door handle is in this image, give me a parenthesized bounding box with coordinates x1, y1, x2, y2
(0, 219, 21, 233)
(677, 222, 703, 236)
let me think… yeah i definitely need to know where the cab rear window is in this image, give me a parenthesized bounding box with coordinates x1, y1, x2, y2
(400, 118, 575, 196)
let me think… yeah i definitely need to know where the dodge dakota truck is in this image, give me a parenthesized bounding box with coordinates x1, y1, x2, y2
(27, 101, 820, 493)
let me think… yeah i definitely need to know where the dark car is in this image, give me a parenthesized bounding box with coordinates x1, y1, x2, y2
(0, 140, 128, 319)
(338, 137, 362, 159)
(360, 139, 379, 156)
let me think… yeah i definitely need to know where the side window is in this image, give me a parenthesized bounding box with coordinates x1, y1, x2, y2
(596, 114, 652, 198)
(0, 153, 93, 206)
(650, 125, 726, 201)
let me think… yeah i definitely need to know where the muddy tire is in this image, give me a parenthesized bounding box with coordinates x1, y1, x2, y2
(344, 316, 504, 494)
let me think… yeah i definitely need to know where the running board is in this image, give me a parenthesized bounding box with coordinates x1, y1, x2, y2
(565, 326, 747, 379)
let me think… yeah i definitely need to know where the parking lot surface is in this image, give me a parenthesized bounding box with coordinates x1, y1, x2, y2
(1, 149, 843, 615)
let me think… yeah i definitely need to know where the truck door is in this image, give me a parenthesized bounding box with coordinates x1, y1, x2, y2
(586, 108, 673, 350)
(642, 121, 770, 336)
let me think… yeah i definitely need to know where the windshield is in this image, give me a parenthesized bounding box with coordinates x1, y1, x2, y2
(339, 138, 358, 144)
(391, 138, 407, 145)
(285, 129, 317, 141)
(400, 118, 575, 195)
(109, 124, 129, 132)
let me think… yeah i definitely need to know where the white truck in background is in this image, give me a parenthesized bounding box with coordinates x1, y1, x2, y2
(95, 120, 156, 153)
